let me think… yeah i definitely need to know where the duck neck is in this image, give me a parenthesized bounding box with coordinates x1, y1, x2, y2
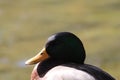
(37, 58, 84, 77)
(37, 58, 67, 77)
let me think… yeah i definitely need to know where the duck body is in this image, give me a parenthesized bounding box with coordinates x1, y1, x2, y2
(32, 60, 115, 80)
(42, 65, 96, 80)
(26, 32, 115, 80)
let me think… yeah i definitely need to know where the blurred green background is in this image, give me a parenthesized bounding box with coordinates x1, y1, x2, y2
(0, 0, 120, 80)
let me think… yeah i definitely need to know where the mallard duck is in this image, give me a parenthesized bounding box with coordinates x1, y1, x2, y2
(25, 32, 115, 80)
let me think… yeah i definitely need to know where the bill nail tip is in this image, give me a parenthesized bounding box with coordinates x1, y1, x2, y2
(25, 61, 31, 65)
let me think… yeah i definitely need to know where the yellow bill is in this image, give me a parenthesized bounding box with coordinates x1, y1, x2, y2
(25, 48, 49, 65)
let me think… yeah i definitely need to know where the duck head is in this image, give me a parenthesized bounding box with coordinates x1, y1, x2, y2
(25, 32, 86, 65)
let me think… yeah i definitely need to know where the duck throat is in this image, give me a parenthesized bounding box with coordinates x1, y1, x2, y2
(37, 58, 67, 77)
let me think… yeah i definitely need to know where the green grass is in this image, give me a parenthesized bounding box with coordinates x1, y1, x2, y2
(0, 0, 120, 80)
